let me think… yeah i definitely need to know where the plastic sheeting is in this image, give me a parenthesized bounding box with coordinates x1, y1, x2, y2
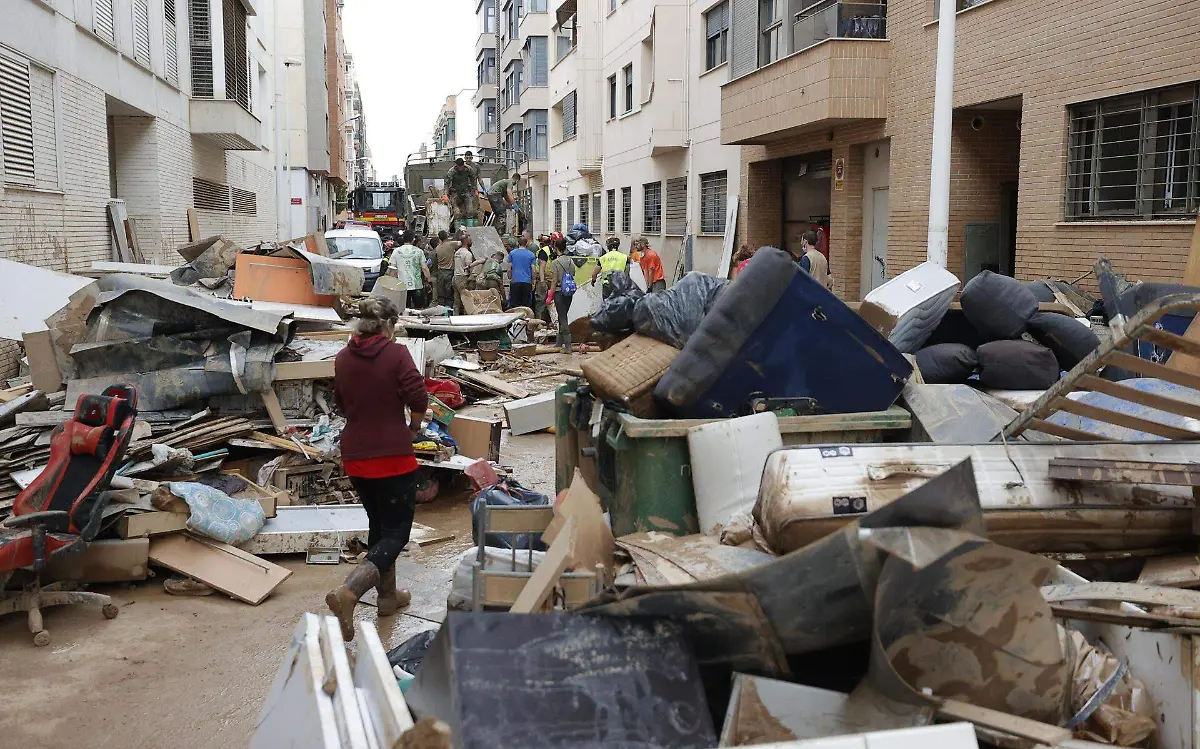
(632, 272, 726, 348)
(590, 272, 644, 333)
(469, 483, 551, 550)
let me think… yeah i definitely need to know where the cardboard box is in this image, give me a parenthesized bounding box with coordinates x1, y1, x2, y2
(450, 415, 503, 461)
(46, 538, 150, 582)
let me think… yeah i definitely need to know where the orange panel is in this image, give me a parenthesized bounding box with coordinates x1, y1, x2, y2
(232, 254, 333, 307)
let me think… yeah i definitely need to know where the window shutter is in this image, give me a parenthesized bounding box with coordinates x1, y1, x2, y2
(665, 176, 687, 235)
(578, 194, 588, 228)
(532, 37, 547, 86)
(0, 54, 36, 185)
(707, 2, 729, 36)
(193, 177, 232, 212)
(29, 66, 58, 190)
(566, 195, 575, 227)
(729, 0, 757, 77)
(189, 0, 213, 98)
(606, 189, 615, 232)
(223, 0, 250, 110)
(133, 0, 151, 65)
(164, 0, 179, 84)
(592, 193, 601, 229)
(231, 187, 257, 215)
(562, 91, 576, 140)
(94, 0, 116, 43)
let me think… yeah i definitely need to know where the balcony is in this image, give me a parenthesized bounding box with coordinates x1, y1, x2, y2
(190, 99, 262, 150)
(721, 2, 887, 146)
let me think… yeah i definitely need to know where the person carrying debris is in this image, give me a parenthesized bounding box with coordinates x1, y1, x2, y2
(630, 237, 666, 292)
(327, 296, 428, 642)
(797, 229, 833, 290)
(444, 158, 481, 225)
(433, 230, 458, 307)
(592, 236, 630, 296)
(486, 172, 522, 235)
(389, 230, 431, 309)
(550, 237, 577, 354)
(508, 233, 537, 310)
(452, 231, 485, 315)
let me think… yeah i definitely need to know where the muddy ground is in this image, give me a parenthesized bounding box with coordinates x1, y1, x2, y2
(0, 428, 558, 748)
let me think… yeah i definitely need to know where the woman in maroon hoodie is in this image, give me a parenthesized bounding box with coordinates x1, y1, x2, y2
(327, 296, 428, 641)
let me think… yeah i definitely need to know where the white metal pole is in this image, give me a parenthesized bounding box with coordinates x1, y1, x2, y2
(927, 0, 958, 267)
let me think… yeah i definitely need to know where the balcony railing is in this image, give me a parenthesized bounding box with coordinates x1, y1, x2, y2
(793, 0, 886, 55)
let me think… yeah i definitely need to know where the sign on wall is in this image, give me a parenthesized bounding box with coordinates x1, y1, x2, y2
(834, 158, 846, 192)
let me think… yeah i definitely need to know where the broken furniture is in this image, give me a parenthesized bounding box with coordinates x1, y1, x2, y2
(0, 385, 138, 646)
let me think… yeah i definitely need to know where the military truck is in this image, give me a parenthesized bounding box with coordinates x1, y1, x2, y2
(401, 146, 523, 237)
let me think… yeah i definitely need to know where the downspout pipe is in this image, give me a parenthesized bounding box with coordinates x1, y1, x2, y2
(926, 0, 957, 267)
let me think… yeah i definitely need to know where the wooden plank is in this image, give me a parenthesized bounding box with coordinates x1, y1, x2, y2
(260, 389, 289, 435)
(1077, 374, 1200, 421)
(935, 699, 1071, 745)
(486, 506, 554, 534)
(1140, 327, 1200, 361)
(1049, 603, 1200, 632)
(509, 516, 575, 614)
(187, 207, 201, 242)
(1050, 396, 1200, 440)
(1048, 457, 1200, 486)
(1025, 417, 1111, 442)
(108, 202, 132, 262)
(1106, 351, 1200, 392)
(1165, 316, 1200, 376)
(148, 532, 292, 605)
(1043, 581, 1200, 608)
(274, 360, 336, 381)
(0, 384, 33, 403)
(456, 370, 529, 399)
(125, 216, 144, 263)
(14, 410, 69, 428)
(1138, 554, 1200, 589)
(248, 431, 312, 458)
(117, 510, 189, 539)
(353, 624, 415, 743)
(23, 329, 63, 394)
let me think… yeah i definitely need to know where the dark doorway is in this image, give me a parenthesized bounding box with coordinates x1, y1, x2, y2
(781, 150, 832, 261)
(999, 181, 1018, 277)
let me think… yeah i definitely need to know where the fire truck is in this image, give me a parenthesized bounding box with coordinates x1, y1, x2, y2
(350, 181, 405, 239)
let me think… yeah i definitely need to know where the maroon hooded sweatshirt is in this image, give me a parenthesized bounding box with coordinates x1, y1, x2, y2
(334, 335, 428, 462)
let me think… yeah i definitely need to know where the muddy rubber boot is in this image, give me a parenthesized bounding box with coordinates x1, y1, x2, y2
(325, 561, 380, 642)
(376, 565, 413, 616)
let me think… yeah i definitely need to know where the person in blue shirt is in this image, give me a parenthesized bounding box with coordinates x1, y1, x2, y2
(507, 235, 537, 310)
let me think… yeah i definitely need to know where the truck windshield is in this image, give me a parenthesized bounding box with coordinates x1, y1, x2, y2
(326, 236, 383, 260)
(365, 191, 398, 211)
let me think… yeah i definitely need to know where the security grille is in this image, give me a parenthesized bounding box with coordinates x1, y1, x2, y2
(643, 181, 662, 234)
(231, 187, 257, 216)
(578, 193, 589, 229)
(554, 199, 563, 231)
(94, 0, 116, 43)
(223, 0, 250, 111)
(562, 91, 577, 140)
(665, 176, 687, 235)
(520, 187, 533, 228)
(133, 0, 152, 65)
(700, 171, 728, 234)
(164, 0, 179, 83)
(606, 189, 616, 232)
(189, 0, 213, 99)
(621, 187, 632, 233)
(0, 53, 35, 185)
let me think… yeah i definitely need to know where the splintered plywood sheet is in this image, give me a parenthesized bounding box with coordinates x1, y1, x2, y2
(150, 533, 292, 605)
(0, 259, 92, 341)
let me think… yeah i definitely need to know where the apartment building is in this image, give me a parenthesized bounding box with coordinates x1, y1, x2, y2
(722, 0, 1200, 301)
(2, 0, 278, 274)
(277, 0, 350, 236)
(349, 78, 375, 185)
(473, 0, 499, 159)
(431, 92, 480, 160)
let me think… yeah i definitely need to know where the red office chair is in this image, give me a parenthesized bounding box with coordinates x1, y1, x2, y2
(0, 385, 138, 646)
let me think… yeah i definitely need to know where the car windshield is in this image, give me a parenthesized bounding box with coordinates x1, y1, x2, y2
(326, 236, 383, 260)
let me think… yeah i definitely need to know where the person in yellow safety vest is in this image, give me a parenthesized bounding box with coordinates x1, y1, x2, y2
(592, 237, 630, 296)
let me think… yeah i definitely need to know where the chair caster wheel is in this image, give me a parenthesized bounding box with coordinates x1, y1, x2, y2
(102, 604, 119, 619)
(33, 630, 50, 647)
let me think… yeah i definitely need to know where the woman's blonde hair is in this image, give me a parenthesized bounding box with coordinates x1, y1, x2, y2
(353, 296, 400, 337)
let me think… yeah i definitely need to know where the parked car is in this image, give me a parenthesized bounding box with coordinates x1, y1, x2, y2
(325, 227, 385, 291)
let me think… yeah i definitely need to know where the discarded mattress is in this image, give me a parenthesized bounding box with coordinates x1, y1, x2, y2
(581, 333, 677, 417)
(857, 262, 960, 354)
(656, 247, 911, 417)
(754, 441, 1198, 555)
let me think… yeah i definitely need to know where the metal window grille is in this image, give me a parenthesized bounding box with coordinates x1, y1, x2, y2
(606, 189, 616, 232)
(705, 1, 729, 70)
(665, 177, 687, 235)
(193, 177, 232, 212)
(700, 171, 728, 233)
(578, 193, 589, 228)
(562, 91, 577, 140)
(554, 199, 563, 231)
(643, 182, 662, 234)
(0, 53, 36, 185)
(1067, 82, 1200, 220)
(132, 0, 151, 65)
(623, 65, 633, 113)
(592, 193, 601, 231)
(520, 187, 534, 228)
(189, 0, 213, 98)
(621, 187, 632, 233)
(164, 0, 179, 84)
(223, 0, 249, 110)
(94, 0, 116, 43)
(566, 195, 575, 226)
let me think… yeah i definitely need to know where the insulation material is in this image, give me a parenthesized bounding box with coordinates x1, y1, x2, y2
(1067, 630, 1156, 746)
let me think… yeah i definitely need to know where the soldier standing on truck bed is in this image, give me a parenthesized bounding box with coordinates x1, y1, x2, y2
(444, 158, 480, 224)
(486, 172, 522, 236)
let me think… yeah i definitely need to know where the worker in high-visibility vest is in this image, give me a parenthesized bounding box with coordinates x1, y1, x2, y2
(592, 237, 630, 297)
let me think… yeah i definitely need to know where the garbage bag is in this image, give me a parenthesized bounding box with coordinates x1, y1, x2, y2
(961, 270, 1039, 341)
(1067, 629, 1156, 746)
(915, 343, 979, 384)
(633, 272, 727, 348)
(1027, 311, 1100, 371)
(387, 629, 439, 676)
(591, 272, 645, 333)
(469, 483, 551, 550)
(976, 339, 1060, 389)
(573, 238, 603, 257)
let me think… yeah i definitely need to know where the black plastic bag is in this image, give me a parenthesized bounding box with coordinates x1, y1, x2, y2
(1027, 311, 1100, 371)
(387, 629, 438, 676)
(916, 343, 979, 384)
(469, 483, 550, 550)
(633, 272, 727, 348)
(591, 272, 645, 333)
(960, 270, 1039, 341)
(977, 339, 1060, 389)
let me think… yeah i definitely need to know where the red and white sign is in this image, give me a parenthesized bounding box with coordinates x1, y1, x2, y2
(290, 197, 303, 205)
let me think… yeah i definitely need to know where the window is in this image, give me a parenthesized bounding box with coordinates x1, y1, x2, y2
(705, 1, 729, 70)
(523, 110, 547, 160)
(759, 0, 783, 66)
(579, 194, 589, 228)
(700, 171, 728, 234)
(561, 91, 577, 141)
(94, 0, 116, 43)
(566, 195, 575, 227)
(606, 189, 616, 232)
(188, 0, 213, 98)
(504, 123, 523, 160)
(593, 193, 602, 230)
(1067, 82, 1200, 219)
(523, 37, 548, 88)
(555, 16, 577, 62)
(479, 99, 497, 133)
(132, 0, 151, 66)
(478, 49, 496, 87)
(643, 182, 662, 233)
(164, 0, 179, 83)
(608, 75, 617, 119)
(609, 0, 616, 12)
(223, 0, 249, 111)
(621, 187, 632, 233)
(481, 0, 496, 33)
(554, 199, 563, 231)
(665, 177, 687, 235)
(0, 53, 58, 189)
(528, 0, 546, 11)
(623, 64, 634, 113)
(504, 0, 523, 44)
(503, 61, 523, 110)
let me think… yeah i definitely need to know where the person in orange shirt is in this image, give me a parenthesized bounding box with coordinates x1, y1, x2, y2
(630, 237, 666, 292)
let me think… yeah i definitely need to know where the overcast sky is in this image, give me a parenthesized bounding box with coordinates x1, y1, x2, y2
(343, 1, 477, 181)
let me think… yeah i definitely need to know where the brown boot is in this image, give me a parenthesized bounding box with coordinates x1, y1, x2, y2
(325, 561, 380, 642)
(376, 564, 412, 617)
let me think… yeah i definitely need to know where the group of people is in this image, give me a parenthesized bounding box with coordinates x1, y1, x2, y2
(443, 150, 523, 235)
(731, 229, 833, 289)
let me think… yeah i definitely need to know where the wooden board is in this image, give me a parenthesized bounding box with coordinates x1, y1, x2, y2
(352, 624, 416, 744)
(1042, 581, 1200, 608)
(14, 410, 69, 428)
(117, 510, 189, 539)
(1138, 554, 1200, 589)
(274, 360, 336, 381)
(108, 202, 132, 263)
(455, 371, 529, 399)
(510, 516, 575, 613)
(936, 699, 1070, 745)
(187, 208, 201, 242)
(23, 329, 63, 394)
(149, 533, 292, 605)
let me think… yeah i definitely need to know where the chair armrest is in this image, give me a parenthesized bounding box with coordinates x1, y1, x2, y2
(3, 510, 69, 529)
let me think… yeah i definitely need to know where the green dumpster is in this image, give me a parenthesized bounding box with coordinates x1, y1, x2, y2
(555, 380, 912, 538)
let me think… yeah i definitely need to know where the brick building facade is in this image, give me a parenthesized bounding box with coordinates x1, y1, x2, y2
(723, 0, 1200, 300)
